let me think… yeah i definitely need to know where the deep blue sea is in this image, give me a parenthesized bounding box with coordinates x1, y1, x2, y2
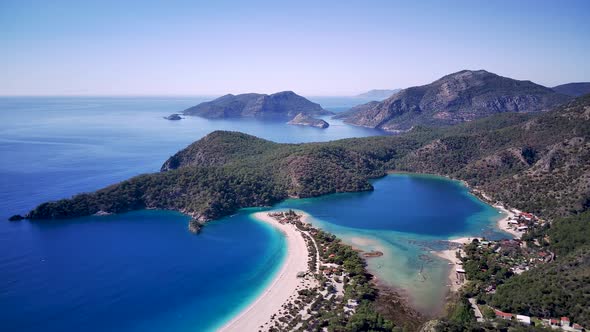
(0, 96, 509, 330)
(0, 96, 382, 332)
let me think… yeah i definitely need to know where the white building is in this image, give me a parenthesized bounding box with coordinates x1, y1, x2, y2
(516, 315, 531, 325)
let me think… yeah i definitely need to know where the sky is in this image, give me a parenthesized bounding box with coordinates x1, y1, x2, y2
(1, 0, 589, 96)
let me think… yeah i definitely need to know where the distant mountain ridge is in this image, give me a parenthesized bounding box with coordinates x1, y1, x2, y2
(336, 70, 571, 132)
(552, 82, 590, 97)
(356, 89, 401, 100)
(183, 91, 332, 120)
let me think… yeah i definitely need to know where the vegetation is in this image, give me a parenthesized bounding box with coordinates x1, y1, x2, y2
(436, 211, 590, 330)
(264, 212, 396, 331)
(22, 93, 590, 331)
(27, 94, 590, 223)
(490, 212, 590, 327)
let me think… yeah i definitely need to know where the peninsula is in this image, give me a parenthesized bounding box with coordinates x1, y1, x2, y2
(219, 209, 399, 331)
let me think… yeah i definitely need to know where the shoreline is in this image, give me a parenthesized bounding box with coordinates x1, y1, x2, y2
(492, 204, 523, 238)
(218, 211, 311, 332)
(433, 202, 525, 295)
(431, 237, 477, 293)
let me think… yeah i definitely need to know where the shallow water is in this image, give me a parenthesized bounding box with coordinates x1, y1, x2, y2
(273, 174, 510, 313)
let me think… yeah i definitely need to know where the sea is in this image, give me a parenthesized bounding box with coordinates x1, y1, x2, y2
(0, 96, 509, 331)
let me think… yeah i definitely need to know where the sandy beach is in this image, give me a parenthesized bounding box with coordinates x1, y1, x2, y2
(431, 237, 480, 292)
(432, 249, 462, 292)
(493, 205, 523, 238)
(218, 212, 310, 332)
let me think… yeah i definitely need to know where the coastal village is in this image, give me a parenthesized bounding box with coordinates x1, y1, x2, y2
(438, 206, 586, 331)
(254, 210, 391, 332)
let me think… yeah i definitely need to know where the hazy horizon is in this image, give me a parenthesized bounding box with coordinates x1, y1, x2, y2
(1, 0, 589, 96)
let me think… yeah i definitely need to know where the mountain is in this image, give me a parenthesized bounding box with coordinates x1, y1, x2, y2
(356, 89, 401, 100)
(552, 82, 590, 97)
(336, 70, 571, 132)
(183, 91, 332, 120)
(287, 113, 329, 128)
(26, 94, 590, 223)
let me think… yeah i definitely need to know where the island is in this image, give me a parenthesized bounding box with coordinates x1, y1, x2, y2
(8, 214, 24, 221)
(287, 113, 329, 128)
(336, 70, 571, 132)
(163, 113, 182, 120)
(182, 91, 332, 121)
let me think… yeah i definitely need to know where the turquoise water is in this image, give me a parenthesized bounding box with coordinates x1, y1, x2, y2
(0, 97, 509, 330)
(272, 174, 511, 313)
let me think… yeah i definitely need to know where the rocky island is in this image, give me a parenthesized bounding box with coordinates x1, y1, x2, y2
(336, 70, 571, 132)
(182, 91, 332, 121)
(287, 113, 329, 128)
(163, 113, 182, 120)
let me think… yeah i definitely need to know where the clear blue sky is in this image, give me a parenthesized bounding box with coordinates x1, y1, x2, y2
(1, 0, 589, 96)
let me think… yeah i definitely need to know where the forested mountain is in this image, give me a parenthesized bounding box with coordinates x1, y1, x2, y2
(335, 70, 571, 132)
(183, 91, 332, 120)
(26, 94, 590, 224)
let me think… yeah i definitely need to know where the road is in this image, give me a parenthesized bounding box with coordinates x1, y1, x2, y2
(469, 298, 485, 322)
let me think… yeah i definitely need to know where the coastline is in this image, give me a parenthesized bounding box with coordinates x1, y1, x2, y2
(431, 237, 476, 292)
(218, 211, 311, 332)
(492, 204, 523, 238)
(219, 174, 526, 328)
(433, 201, 525, 295)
